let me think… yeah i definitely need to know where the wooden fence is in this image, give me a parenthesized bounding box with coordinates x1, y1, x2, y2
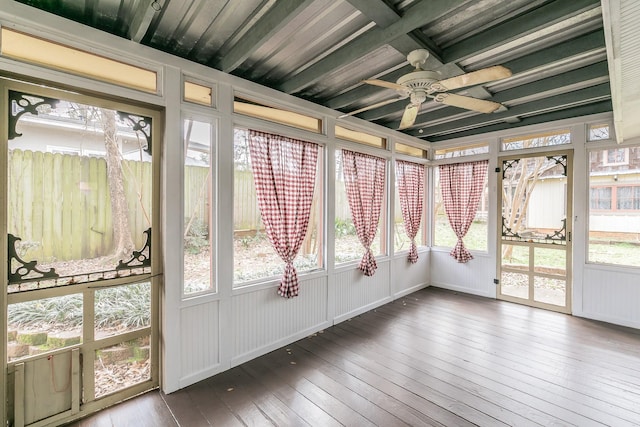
(8, 149, 404, 262)
(8, 150, 155, 262)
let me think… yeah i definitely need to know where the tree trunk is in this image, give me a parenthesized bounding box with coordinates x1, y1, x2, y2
(102, 109, 135, 261)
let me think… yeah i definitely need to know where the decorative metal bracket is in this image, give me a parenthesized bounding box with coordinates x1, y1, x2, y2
(117, 228, 151, 270)
(8, 234, 59, 284)
(501, 217, 522, 239)
(546, 155, 567, 176)
(8, 91, 60, 140)
(544, 218, 567, 241)
(502, 158, 520, 179)
(118, 112, 152, 155)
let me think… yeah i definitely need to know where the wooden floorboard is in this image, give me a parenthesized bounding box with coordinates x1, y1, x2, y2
(64, 287, 640, 426)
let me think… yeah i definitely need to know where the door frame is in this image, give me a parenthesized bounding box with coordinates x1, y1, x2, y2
(1, 77, 163, 425)
(496, 149, 573, 314)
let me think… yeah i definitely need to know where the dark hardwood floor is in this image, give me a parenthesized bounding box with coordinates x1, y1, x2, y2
(67, 287, 640, 426)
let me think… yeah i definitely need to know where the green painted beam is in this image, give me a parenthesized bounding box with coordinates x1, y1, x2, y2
(502, 30, 605, 75)
(443, 0, 601, 63)
(218, 0, 315, 73)
(406, 83, 611, 137)
(279, 0, 466, 93)
(331, 30, 605, 117)
(345, 0, 442, 60)
(424, 100, 612, 142)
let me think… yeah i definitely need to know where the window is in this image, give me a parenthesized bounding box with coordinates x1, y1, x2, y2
(616, 186, 640, 210)
(234, 96, 321, 133)
(394, 161, 426, 256)
(335, 125, 386, 149)
(1, 28, 157, 93)
(603, 148, 628, 166)
(433, 167, 488, 251)
(183, 118, 214, 296)
(502, 130, 570, 151)
(590, 187, 612, 210)
(434, 142, 488, 159)
(184, 81, 213, 106)
(233, 129, 323, 285)
(588, 144, 640, 266)
(588, 123, 610, 141)
(395, 142, 426, 158)
(334, 150, 386, 265)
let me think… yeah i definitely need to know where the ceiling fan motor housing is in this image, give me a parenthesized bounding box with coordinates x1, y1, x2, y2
(397, 70, 440, 100)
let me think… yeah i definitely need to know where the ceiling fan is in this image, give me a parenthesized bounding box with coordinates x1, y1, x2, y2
(341, 49, 512, 130)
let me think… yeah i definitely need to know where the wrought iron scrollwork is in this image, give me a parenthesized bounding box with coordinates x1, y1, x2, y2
(502, 158, 520, 179)
(118, 112, 152, 155)
(117, 228, 151, 270)
(544, 218, 566, 242)
(501, 217, 521, 239)
(8, 234, 59, 284)
(546, 155, 567, 176)
(8, 91, 60, 140)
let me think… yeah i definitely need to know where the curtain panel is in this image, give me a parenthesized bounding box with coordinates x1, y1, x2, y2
(341, 149, 386, 276)
(395, 160, 425, 263)
(248, 130, 319, 298)
(439, 160, 488, 263)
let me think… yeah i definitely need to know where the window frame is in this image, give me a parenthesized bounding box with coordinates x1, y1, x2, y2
(231, 125, 326, 289)
(181, 111, 218, 299)
(333, 142, 390, 268)
(587, 141, 640, 267)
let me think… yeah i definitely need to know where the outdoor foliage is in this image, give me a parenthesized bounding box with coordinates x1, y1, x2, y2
(8, 283, 150, 330)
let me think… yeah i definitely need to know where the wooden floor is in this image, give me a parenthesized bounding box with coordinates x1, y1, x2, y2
(67, 287, 640, 426)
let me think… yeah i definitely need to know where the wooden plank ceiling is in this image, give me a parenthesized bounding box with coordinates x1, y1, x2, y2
(15, 0, 612, 142)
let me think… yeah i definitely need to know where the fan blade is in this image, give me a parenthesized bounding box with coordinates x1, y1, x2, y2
(435, 93, 502, 113)
(398, 104, 419, 130)
(337, 97, 404, 118)
(435, 65, 512, 91)
(363, 79, 406, 91)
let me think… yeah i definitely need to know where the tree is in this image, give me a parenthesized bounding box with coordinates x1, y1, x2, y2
(501, 133, 569, 259)
(101, 108, 135, 261)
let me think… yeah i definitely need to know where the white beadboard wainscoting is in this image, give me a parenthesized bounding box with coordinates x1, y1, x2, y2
(231, 276, 329, 366)
(430, 250, 496, 298)
(390, 251, 431, 298)
(179, 300, 221, 387)
(175, 258, 430, 389)
(580, 265, 640, 329)
(333, 262, 393, 323)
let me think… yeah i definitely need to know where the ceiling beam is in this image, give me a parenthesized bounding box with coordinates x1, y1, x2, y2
(501, 30, 605, 74)
(407, 83, 611, 137)
(279, 0, 466, 94)
(425, 101, 612, 141)
(443, 0, 601, 63)
(330, 29, 605, 118)
(127, 0, 160, 43)
(218, 0, 315, 73)
(344, 0, 442, 58)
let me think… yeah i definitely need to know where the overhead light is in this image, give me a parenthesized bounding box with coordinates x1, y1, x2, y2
(151, 1, 161, 11)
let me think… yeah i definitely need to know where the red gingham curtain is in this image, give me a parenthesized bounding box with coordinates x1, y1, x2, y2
(395, 160, 424, 263)
(248, 130, 319, 298)
(439, 160, 488, 263)
(342, 149, 386, 276)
